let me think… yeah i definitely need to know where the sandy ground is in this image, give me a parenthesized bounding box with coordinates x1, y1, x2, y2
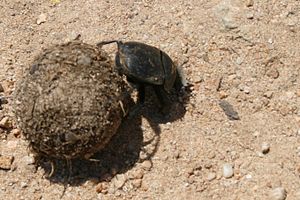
(0, 0, 300, 199)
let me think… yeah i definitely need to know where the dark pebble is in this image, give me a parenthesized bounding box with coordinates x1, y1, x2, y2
(219, 100, 240, 120)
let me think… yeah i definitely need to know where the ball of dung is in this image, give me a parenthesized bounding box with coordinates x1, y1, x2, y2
(13, 41, 131, 159)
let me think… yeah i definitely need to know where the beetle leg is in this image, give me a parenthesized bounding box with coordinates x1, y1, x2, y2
(137, 85, 145, 104)
(153, 85, 171, 114)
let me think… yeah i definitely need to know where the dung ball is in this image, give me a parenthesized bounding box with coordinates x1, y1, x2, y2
(13, 41, 131, 159)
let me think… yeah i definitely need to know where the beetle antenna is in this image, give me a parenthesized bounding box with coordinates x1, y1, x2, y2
(97, 40, 122, 48)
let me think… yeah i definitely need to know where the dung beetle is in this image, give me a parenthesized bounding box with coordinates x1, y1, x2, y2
(97, 40, 184, 114)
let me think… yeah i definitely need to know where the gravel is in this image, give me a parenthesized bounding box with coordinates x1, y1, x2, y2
(261, 142, 270, 154)
(0, 117, 12, 129)
(223, 163, 234, 178)
(270, 187, 287, 200)
(0, 155, 14, 170)
(207, 172, 217, 181)
(141, 160, 152, 171)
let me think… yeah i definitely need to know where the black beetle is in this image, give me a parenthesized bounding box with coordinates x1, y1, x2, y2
(97, 40, 184, 114)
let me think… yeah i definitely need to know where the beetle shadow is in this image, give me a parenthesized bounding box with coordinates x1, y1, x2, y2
(39, 105, 145, 186)
(140, 86, 192, 124)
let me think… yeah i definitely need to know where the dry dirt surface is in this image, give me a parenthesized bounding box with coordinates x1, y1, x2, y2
(1, 0, 300, 199)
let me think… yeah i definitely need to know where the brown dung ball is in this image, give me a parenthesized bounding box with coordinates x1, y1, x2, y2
(13, 40, 131, 159)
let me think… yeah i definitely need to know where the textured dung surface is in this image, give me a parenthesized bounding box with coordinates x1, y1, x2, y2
(13, 41, 130, 159)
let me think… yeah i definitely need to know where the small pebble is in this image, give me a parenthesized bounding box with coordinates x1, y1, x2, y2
(187, 175, 195, 184)
(173, 150, 180, 159)
(22, 155, 35, 165)
(37, 13, 47, 25)
(141, 160, 152, 171)
(236, 57, 243, 65)
(132, 179, 142, 188)
(0, 155, 14, 170)
(270, 187, 287, 200)
(219, 91, 228, 99)
(207, 172, 216, 181)
(246, 0, 254, 7)
(0, 84, 4, 92)
(130, 169, 144, 179)
(20, 182, 28, 188)
(95, 182, 108, 194)
(264, 91, 273, 99)
(219, 100, 240, 120)
(223, 163, 234, 178)
(261, 142, 270, 154)
(246, 12, 254, 19)
(245, 174, 252, 180)
(113, 174, 127, 189)
(0, 117, 12, 129)
(266, 68, 279, 79)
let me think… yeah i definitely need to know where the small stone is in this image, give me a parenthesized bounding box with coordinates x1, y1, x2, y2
(22, 155, 35, 165)
(207, 172, 216, 181)
(243, 86, 250, 94)
(113, 174, 127, 189)
(236, 57, 243, 65)
(245, 174, 252, 179)
(141, 160, 152, 171)
(266, 68, 279, 79)
(20, 182, 28, 188)
(130, 169, 144, 179)
(37, 13, 47, 25)
(219, 91, 228, 99)
(257, 151, 264, 158)
(264, 91, 273, 99)
(132, 179, 142, 188)
(246, 0, 254, 7)
(0, 117, 12, 129)
(11, 129, 21, 138)
(187, 175, 195, 184)
(219, 100, 240, 120)
(95, 182, 108, 194)
(223, 163, 234, 178)
(0, 155, 14, 170)
(246, 12, 254, 19)
(261, 142, 270, 154)
(186, 167, 194, 176)
(173, 150, 180, 159)
(270, 187, 287, 200)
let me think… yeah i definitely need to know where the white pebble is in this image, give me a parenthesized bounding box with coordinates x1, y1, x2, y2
(223, 163, 234, 178)
(207, 172, 216, 181)
(113, 174, 127, 189)
(245, 174, 252, 179)
(270, 187, 287, 200)
(36, 13, 47, 25)
(261, 142, 270, 154)
(22, 155, 35, 165)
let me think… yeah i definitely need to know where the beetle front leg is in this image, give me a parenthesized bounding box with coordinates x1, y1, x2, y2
(153, 85, 171, 114)
(137, 85, 145, 104)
